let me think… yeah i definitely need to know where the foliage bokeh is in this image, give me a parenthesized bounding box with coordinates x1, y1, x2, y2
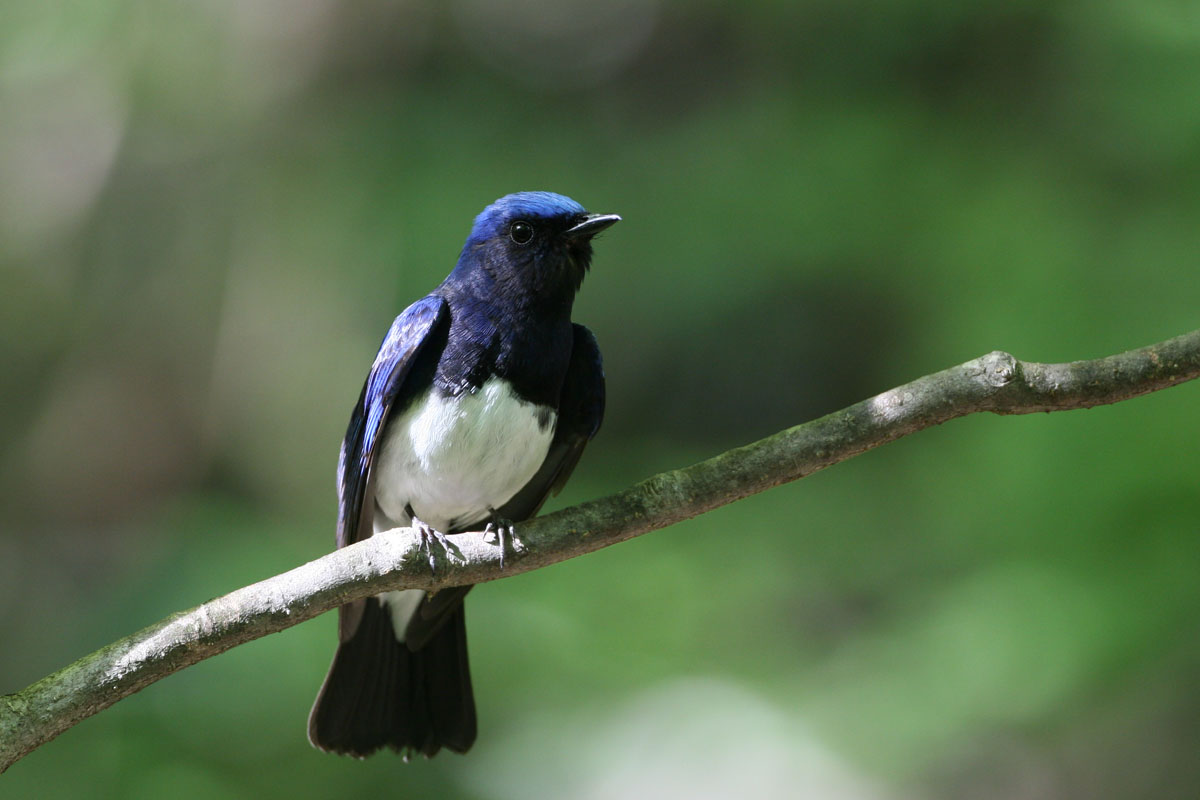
(3, 1, 1199, 797)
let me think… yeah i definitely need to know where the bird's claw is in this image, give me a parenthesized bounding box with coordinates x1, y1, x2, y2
(412, 516, 452, 575)
(482, 518, 520, 569)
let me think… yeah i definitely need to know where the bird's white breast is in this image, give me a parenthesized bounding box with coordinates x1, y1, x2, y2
(373, 377, 556, 533)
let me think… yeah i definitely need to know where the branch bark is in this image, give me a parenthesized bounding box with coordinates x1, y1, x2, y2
(3, 329, 1199, 772)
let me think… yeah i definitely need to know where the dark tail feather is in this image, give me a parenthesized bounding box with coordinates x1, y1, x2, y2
(308, 598, 476, 758)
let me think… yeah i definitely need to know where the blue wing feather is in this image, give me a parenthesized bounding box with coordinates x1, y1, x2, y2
(337, 295, 448, 550)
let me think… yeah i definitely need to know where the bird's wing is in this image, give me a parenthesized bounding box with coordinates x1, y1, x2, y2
(336, 294, 448, 640)
(406, 324, 604, 648)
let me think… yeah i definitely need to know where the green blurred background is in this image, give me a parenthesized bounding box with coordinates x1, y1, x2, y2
(3, 1, 1200, 797)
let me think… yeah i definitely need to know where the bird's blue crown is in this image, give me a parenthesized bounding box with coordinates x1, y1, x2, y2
(466, 192, 586, 244)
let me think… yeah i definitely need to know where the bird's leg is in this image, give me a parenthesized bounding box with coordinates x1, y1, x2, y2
(410, 513, 452, 574)
(482, 515, 520, 569)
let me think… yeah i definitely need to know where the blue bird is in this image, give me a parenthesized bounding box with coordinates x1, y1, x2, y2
(308, 192, 619, 758)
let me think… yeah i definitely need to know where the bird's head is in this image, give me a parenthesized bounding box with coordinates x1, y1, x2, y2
(452, 191, 620, 310)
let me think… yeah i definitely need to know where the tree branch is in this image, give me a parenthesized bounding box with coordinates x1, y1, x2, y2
(4, 328, 1199, 772)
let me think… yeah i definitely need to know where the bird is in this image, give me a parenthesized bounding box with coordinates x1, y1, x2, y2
(308, 191, 618, 758)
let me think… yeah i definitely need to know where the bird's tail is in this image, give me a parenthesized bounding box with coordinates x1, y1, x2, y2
(307, 597, 476, 758)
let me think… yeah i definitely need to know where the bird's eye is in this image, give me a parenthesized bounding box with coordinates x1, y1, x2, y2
(509, 221, 534, 244)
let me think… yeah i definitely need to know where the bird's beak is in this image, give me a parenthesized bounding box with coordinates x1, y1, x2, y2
(565, 213, 621, 240)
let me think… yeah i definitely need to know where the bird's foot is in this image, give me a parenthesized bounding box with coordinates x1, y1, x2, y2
(412, 515, 452, 574)
(482, 518, 521, 569)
